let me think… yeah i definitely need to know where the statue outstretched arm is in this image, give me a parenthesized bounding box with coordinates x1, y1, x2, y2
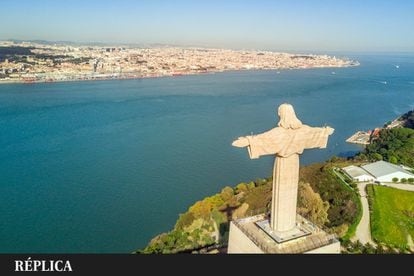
(232, 128, 282, 159)
(232, 137, 250, 148)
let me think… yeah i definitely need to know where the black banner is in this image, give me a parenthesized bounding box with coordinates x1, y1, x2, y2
(0, 254, 410, 275)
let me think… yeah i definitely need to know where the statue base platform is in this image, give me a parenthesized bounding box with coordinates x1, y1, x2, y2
(227, 214, 340, 254)
(255, 219, 311, 243)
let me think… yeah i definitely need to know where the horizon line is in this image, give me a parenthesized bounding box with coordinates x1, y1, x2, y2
(1, 38, 414, 54)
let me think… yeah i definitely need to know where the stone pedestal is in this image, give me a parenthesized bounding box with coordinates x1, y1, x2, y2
(227, 214, 340, 254)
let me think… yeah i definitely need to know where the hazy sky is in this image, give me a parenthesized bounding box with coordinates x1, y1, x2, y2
(1, 0, 413, 52)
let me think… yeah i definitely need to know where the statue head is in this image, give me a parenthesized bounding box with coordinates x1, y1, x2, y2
(277, 103, 303, 129)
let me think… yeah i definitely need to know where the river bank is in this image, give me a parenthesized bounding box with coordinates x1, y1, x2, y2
(0, 63, 359, 85)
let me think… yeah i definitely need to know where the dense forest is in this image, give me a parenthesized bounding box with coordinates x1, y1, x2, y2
(358, 127, 414, 167)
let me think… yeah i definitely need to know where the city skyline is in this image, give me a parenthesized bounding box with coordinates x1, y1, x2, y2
(1, 0, 414, 52)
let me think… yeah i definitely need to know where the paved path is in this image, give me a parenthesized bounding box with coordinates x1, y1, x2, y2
(352, 182, 375, 246)
(382, 183, 414, 192)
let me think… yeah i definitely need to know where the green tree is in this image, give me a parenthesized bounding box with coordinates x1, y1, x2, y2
(392, 177, 399, 183)
(408, 178, 414, 184)
(401, 178, 407, 183)
(297, 182, 330, 226)
(372, 153, 383, 161)
(389, 156, 398, 164)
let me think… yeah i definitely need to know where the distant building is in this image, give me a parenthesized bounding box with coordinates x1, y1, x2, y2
(342, 161, 414, 183)
(371, 128, 381, 138)
(362, 161, 414, 182)
(342, 165, 376, 182)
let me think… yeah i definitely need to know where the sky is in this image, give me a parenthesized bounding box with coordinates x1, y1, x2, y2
(1, 0, 413, 52)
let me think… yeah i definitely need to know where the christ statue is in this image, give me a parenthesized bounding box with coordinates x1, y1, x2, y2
(232, 103, 334, 233)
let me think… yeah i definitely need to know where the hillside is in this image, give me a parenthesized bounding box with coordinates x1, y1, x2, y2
(137, 158, 359, 254)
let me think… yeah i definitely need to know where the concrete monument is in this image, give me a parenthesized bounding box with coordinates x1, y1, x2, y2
(228, 103, 340, 253)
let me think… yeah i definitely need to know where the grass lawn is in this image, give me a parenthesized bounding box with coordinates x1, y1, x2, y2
(368, 185, 414, 249)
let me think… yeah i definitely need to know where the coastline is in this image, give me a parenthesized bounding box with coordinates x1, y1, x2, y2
(346, 109, 413, 145)
(0, 63, 359, 85)
(1, 41, 360, 86)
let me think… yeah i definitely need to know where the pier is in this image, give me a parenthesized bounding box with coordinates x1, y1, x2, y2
(346, 131, 371, 145)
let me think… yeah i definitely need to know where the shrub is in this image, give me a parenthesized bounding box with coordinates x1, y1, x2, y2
(389, 156, 398, 164)
(329, 224, 349, 238)
(235, 183, 248, 194)
(401, 178, 407, 183)
(220, 186, 234, 201)
(175, 212, 195, 229)
(254, 178, 269, 186)
(392, 177, 399, 183)
(329, 156, 340, 163)
(355, 153, 368, 161)
(189, 200, 216, 218)
(372, 153, 383, 161)
(247, 181, 256, 190)
(408, 178, 414, 184)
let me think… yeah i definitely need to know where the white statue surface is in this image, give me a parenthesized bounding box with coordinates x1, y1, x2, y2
(232, 103, 334, 233)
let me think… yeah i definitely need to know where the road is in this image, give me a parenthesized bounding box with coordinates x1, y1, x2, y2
(352, 182, 375, 246)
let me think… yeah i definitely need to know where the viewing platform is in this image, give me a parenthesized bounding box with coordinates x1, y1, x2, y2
(228, 214, 340, 254)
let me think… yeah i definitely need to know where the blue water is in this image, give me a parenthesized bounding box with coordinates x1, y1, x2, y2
(0, 53, 413, 253)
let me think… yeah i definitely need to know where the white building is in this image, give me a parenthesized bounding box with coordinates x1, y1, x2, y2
(342, 165, 376, 182)
(362, 161, 414, 183)
(343, 161, 414, 183)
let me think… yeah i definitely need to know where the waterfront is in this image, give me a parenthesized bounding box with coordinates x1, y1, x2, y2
(0, 53, 413, 253)
(0, 41, 356, 84)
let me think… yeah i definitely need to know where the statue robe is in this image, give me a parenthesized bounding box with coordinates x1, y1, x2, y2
(245, 125, 332, 232)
